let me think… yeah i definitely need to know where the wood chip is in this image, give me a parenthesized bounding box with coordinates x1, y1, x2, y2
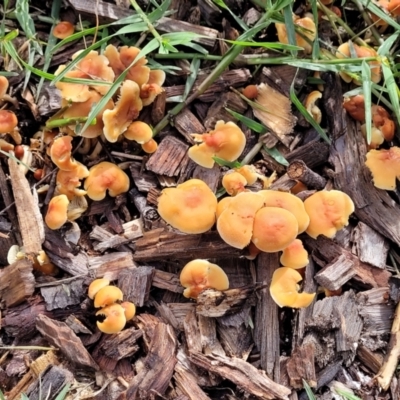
(88, 252, 137, 281)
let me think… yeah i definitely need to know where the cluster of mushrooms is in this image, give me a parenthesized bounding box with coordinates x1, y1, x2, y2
(88, 278, 136, 334)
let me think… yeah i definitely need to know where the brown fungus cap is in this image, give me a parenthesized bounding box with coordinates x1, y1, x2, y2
(270, 267, 315, 308)
(252, 207, 298, 252)
(88, 278, 110, 300)
(343, 95, 366, 122)
(56, 162, 89, 199)
(303, 190, 355, 238)
(188, 121, 246, 168)
(217, 191, 265, 249)
(50, 136, 78, 171)
(94, 285, 123, 308)
(45, 194, 70, 230)
(140, 70, 166, 106)
(257, 190, 310, 233)
(84, 161, 130, 201)
(365, 146, 400, 190)
(158, 179, 217, 234)
(280, 239, 309, 269)
(141, 138, 158, 154)
(123, 121, 153, 144)
(180, 259, 229, 299)
(53, 21, 75, 39)
(0, 110, 18, 134)
(96, 303, 126, 334)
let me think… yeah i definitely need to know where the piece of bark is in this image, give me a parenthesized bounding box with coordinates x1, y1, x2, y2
(286, 140, 329, 169)
(88, 252, 137, 281)
(105, 208, 123, 234)
(191, 164, 221, 193)
(198, 314, 225, 356)
(117, 322, 177, 399)
(128, 188, 159, 226)
(91, 327, 143, 372)
(196, 287, 255, 318)
(153, 301, 181, 331)
(356, 344, 383, 374)
(129, 164, 159, 193)
(190, 352, 291, 400)
(269, 173, 297, 191)
(40, 278, 86, 311)
(315, 361, 342, 390)
(65, 315, 92, 335)
(151, 90, 166, 125)
(286, 342, 317, 389)
(146, 136, 189, 177)
(314, 254, 357, 291)
(118, 267, 155, 307)
(8, 158, 44, 255)
(174, 108, 203, 144)
(36, 314, 99, 370)
(287, 160, 327, 190)
(0, 259, 35, 307)
(165, 303, 195, 330)
(352, 222, 389, 269)
(133, 229, 243, 261)
(152, 270, 183, 293)
(254, 252, 280, 380)
(326, 73, 400, 246)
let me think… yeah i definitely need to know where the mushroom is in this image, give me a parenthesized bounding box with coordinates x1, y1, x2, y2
(119, 46, 151, 87)
(56, 162, 89, 199)
(365, 146, 400, 190)
(303, 190, 355, 238)
(217, 191, 265, 249)
(157, 179, 218, 234)
(370, 104, 395, 146)
(50, 136, 81, 171)
(55, 68, 92, 103)
(216, 196, 233, 219)
(96, 303, 126, 334)
(93, 285, 123, 308)
(88, 278, 111, 299)
(222, 171, 247, 196)
(102, 80, 143, 142)
(180, 259, 229, 299)
(252, 207, 299, 252)
(388, 0, 400, 15)
(0, 76, 9, 99)
(304, 91, 322, 124)
(141, 139, 158, 154)
(242, 84, 258, 99)
(0, 110, 18, 134)
(280, 239, 309, 269)
(45, 194, 70, 230)
(34, 251, 59, 275)
(343, 95, 366, 122)
(121, 301, 136, 321)
(84, 161, 130, 201)
(0, 138, 14, 152)
(235, 164, 259, 185)
(270, 267, 315, 308)
(140, 70, 166, 106)
(257, 190, 310, 233)
(188, 121, 246, 168)
(123, 121, 153, 144)
(53, 21, 75, 39)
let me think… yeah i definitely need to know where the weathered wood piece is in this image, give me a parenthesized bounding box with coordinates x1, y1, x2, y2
(352, 222, 389, 269)
(117, 322, 177, 399)
(269, 173, 297, 191)
(129, 164, 159, 192)
(118, 267, 155, 307)
(151, 89, 166, 125)
(287, 160, 327, 190)
(198, 314, 225, 356)
(326, 73, 400, 246)
(254, 252, 280, 380)
(91, 327, 143, 371)
(65, 315, 92, 335)
(36, 315, 99, 370)
(133, 229, 243, 261)
(286, 343, 317, 389)
(8, 158, 44, 255)
(191, 164, 221, 193)
(314, 254, 357, 291)
(146, 136, 189, 177)
(190, 352, 291, 400)
(174, 108, 204, 143)
(152, 270, 183, 293)
(128, 188, 159, 225)
(88, 252, 137, 281)
(0, 259, 35, 307)
(286, 140, 330, 168)
(40, 278, 85, 311)
(356, 344, 383, 374)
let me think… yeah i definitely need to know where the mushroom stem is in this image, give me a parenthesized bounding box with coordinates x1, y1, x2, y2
(287, 160, 327, 190)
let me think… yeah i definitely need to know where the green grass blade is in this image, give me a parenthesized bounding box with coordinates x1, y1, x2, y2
(15, 0, 42, 54)
(225, 39, 302, 51)
(54, 384, 71, 400)
(378, 31, 399, 56)
(283, 4, 297, 55)
(182, 58, 200, 101)
(361, 60, 372, 144)
(263, 145, 289, 166)
(212, 0, 249, 31)
(358, 0, 400, 30)
(334, 388, 362, 400)
(309, 0, 320, 60)
(225, 108, 268, 134)
(20, 394, 29, 400)
(213, 157, 242, 168)
(382, 57, 400, 126)
(303, 379, 317, 400)
(0, 389, 5, 400)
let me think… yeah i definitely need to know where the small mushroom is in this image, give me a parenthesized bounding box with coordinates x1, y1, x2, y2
(141, 139, 158, 154)
(388, 0, 400, 15)
(53, 21, 75, 39)
(216, 196, 233, 219)
(121, 301, 136, 321)
(270, 267, 315, 308)
(222, 171, 247, 196)
(304, 91, 322, 124)
(280, 239, 309, 269)
(50, 136, 80, 171)
(88, 278, 110, 300)
(140, 70, 166, 106)
(235, 164, 259, 185)
(365, 146, 400, 190)
(180, 259, 229, 299)
(56, 162, 89, 199)
(0, 110, 18, 134)
(252, 207, 299, 252)
(123, 121, 153, 144)
(34, 251, 59, 275)
(93, 285, 123, 308)
(157, 179, 218, 234)
(96, 303, 126, 334)
(45, 194, 70, 230)
(188, 121, 246, 169)
(84, 161, 130, 200)
(303, 190, 355, 238)
(55, 68, 92, 103)
(343, 95, 366, 122)
(242, 84, 258, 99)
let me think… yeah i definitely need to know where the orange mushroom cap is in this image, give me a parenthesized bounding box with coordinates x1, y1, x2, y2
(50, 136, 79, 171)
(94, 285, 123, 308)
(270, 267, 315, 308)
(252, 206, 299, 252)
(140, 70, 166, 106)
(88, 278, 110, 299)
(55, 68, 92, 103)
(84, 161, 130, 201)
(257, 190, 310, 233)
(216, 196, 233, 219)
(242, 85, 258, 100)
(180, 259, 229, 299)
(121, 301, 136, 321)
(365, 146, 400, 190)
(33, 251, 59, 275)
(45, 194, 70, 230)
(343, 95, 366, 122)
(303, 190, 355, 238)
(0, 138, 14, 152)
(141, 139, 158, 154)
(188, 121, 246, 169)
(123, 121, 153, 144)
(0, 76, 9, 99)
(56, 163, 89, 199)
(102, 80, 143, 143)
(304, 91, 322, 124)
(217, 191, 265, 249)
(157, 179, 218, 234)
(120, 46, 151, 87)
(371, 104, 395, 142)
(222, 171, 247, 196)
(388, 0, 400, 15)
(96, 303, 126, 334)
(0, 110, 18, 133)
(53, 21, 75, 39)
(280, 239, 309, 269)
(235, 165, 258, 185)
